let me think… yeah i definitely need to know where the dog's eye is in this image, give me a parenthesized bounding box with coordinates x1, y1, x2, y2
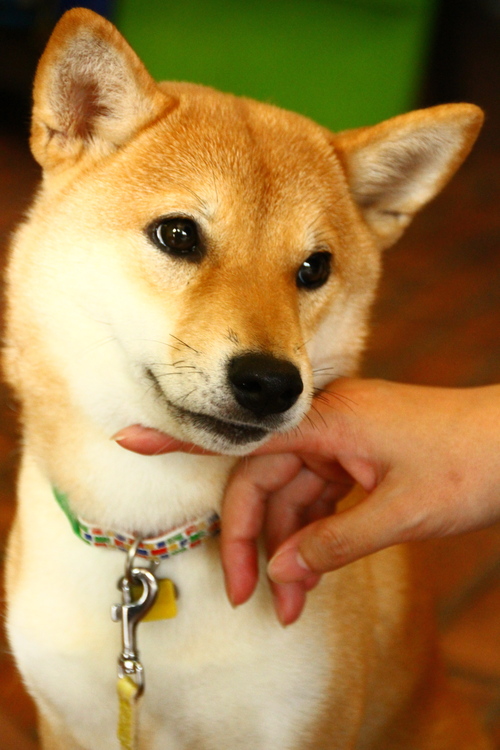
(148, 217, 202, 260)
(296, 251, 332, 289)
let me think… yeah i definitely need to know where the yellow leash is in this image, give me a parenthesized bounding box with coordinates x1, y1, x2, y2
(117, 675, 141, 750)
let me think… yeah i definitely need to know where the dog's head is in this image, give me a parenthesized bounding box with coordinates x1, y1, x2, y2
(6, 9, 482, 454)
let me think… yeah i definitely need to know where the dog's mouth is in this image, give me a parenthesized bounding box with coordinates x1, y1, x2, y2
(145, 368, 269, 446)
(168, 402, 269, 445)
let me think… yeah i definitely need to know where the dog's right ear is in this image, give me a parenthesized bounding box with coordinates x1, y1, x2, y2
(31, 8, 172, 172)
(332, 104, 483, 249)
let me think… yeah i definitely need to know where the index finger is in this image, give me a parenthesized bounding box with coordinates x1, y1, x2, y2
(113, 383, 352, 457)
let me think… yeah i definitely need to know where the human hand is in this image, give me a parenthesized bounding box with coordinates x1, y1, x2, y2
(115, 379, 500, 625)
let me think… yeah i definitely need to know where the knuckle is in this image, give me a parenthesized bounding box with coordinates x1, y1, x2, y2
(303, 520, 354, 572)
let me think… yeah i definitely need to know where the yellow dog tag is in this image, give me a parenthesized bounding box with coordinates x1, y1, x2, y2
(131, 578, 177, 621)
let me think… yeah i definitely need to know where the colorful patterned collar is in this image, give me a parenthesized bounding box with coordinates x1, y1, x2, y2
(53, 487, 220, 560)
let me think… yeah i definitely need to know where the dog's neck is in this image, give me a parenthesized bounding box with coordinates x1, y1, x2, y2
(20, 340, 238, 538)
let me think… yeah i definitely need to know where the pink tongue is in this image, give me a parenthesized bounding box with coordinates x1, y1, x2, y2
(112, 425, 186, 455)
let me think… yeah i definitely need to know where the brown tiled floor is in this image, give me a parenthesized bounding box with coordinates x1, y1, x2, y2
(0, 3, 499, 748)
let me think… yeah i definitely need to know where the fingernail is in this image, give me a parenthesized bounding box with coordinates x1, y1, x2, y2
(112, 432, 127, 443)
(268, 548, 311, 584)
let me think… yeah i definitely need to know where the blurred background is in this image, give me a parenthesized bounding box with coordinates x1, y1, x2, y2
(0, 1, 499, 747)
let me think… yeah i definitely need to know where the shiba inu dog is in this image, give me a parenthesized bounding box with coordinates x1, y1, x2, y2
(3, 7, 490, 750)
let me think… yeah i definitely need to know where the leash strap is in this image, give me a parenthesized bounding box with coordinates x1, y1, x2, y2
(117, 675, 140, 750)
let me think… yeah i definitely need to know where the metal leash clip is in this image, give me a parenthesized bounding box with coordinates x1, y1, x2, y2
(111, 538, 159, 697)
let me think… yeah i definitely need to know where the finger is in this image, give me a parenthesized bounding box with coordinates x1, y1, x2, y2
(112, 377, 359, 458)
(112, 422, 321, 457)
(112, 379, 355, 458)
(301, 454, 356, 487)
(271, 581, 307, 626)
(111, 395, 334, 457)
(264, 467, 327, 557)
(304, 573, 322, 591)
(262, 468, 325, 624)
(302, 482, 352, 526)
(270, 571, 321, 624)
(112, 425, 211, 455)
(220, 453, 303, 606)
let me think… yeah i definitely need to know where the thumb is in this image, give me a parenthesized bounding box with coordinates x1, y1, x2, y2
(267, 484, 412, 581)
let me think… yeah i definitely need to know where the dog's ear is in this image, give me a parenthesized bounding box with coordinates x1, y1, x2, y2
(31, 8, 172, 172)
(333, 104, 483, 249)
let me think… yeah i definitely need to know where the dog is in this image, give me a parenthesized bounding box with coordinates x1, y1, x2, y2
(3, 8, 490, 750)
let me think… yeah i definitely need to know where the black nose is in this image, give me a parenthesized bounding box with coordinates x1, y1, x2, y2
(228, 353, 303, 418)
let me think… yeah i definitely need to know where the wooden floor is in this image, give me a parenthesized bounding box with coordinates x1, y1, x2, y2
(0, 3, 499, 747)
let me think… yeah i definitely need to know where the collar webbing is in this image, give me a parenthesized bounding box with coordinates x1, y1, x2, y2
(53, 487, 220, 560)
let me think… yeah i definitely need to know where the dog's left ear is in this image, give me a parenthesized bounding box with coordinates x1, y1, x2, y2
(333, 103, 483, 249)
(31, 8, 172, 172)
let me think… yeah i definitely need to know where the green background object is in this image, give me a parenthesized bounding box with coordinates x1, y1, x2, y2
(116, 0, 436, 132)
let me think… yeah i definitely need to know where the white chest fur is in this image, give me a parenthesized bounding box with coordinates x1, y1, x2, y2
(7, 455, 332, 750)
